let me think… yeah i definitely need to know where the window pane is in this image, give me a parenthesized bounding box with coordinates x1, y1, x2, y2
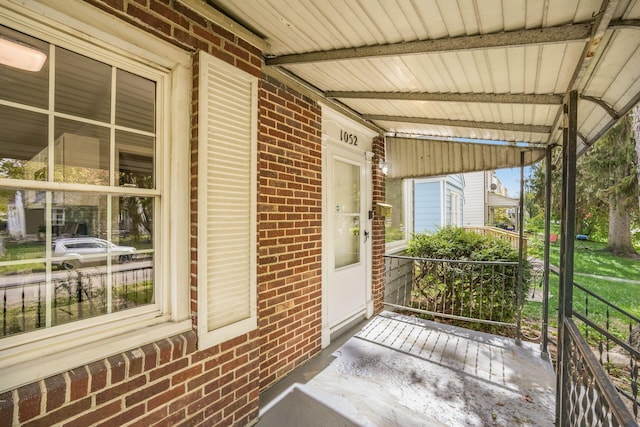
(116, 131, 154, 189)
(0, 25, 49, 109)
(112, 195, 154, 312)
(55, 47, 111, 122)
(116, 70, 155, 132)
(385, 177, 405, 243)
(0, 189, 46, 262)
(0, 106, 48, 181)
(54, 118, 109, 185)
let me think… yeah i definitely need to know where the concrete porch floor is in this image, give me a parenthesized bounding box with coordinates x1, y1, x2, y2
(257, 311, 555, 426)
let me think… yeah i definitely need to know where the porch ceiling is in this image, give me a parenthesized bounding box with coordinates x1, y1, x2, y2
(203, 0, 640, 175)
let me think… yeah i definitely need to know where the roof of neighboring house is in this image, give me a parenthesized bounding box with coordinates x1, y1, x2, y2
(487, 191, 520, 208)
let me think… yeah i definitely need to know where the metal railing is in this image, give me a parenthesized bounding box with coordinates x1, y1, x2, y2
(564, 280, 640, 423)
(562, 318, 638, 426)
(384, 254, 524, 340)
(2, 265, 153, 337)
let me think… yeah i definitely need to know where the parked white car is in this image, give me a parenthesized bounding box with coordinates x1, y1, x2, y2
(52, 237, 136, 270)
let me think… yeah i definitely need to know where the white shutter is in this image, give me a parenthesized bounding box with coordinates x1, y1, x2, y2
(197, 51, 257, 348)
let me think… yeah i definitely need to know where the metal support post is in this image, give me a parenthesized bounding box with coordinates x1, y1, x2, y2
(516, 151, 525, 345)
(541, 144, 553, 359)
(555, 90, 578, 427)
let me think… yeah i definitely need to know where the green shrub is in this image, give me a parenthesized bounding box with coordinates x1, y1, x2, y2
(405, 227, 531, 325)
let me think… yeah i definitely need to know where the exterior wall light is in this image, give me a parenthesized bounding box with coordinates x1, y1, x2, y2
(378, 160, 389, 175)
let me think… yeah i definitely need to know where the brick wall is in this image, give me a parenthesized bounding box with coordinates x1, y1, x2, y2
(0, 332, 260, 426)
(372, 135, 387, 314)
(257, 75, 323, 389)
(0, 1, 269, 426)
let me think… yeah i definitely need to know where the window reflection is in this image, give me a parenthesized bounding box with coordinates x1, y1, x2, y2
(116, 131, 154, 188)
(0, 106, 48, 181)
(385, 178, 405, 243)
(116, 70, 155, 132)
(53, 118, 110, 185)
(0, 26, 158, 339)
(0, 189, 154, 337)
(0, 25, 49, 109)
(55, 47, 111, 122)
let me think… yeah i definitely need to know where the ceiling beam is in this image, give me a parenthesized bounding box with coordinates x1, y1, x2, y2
(547, 0, 618, 145)
(608, 19, 640, 30)
(362, 115, 552, 134)
(325, 91, 563, 105)
(266, 23, 591, 65)
(580, 95, 619, 119)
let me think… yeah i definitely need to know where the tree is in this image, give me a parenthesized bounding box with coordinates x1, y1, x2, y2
(578, 113, 638, 256)
(633, 104, 640, 211)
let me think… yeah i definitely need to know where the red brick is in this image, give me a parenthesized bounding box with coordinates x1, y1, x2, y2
(96, 375, 146, 405)
(88, 360, 108, 392)
(68, 366, 89, 401)
(172, 363, 203, 386)
(62, 400, 120, 427)
(23, 397, 91, 427)
(125, 379, 170, 407)
(17, 382, 41, 423)
(127, 406, 168, 427)
(149, 358, 189, 382)
(108, 354, 126, 384)
(44, 375, 66, 412)
(0, 391, 14, 427)
(124, 350, 144, 377)
(147, 383, 185, 411)
(95, 403, 145, 427)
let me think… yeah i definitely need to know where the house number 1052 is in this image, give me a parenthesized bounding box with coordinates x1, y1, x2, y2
(340, 129, 358, 146)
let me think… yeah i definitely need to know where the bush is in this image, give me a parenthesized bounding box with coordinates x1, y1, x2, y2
(405, 227, 531, 326)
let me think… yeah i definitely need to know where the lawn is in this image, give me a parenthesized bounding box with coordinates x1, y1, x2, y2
(524, 234, 640, 342)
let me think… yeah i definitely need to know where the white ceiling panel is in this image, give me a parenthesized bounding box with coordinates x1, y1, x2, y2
(207, 0, 640, 171)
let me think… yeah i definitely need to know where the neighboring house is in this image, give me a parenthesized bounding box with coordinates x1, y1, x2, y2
(413, 174, 464, 233)
(462, 171, 520, 228)
(0, 2, 386, 426)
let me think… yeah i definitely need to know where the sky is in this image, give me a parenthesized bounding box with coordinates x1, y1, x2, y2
(494, 167, 531, 199)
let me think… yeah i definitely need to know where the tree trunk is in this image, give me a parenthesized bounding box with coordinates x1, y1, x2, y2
(634, 105, 640, 210)
(606, 193, 637, 255)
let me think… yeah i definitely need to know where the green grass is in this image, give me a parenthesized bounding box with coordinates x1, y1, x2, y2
(524, 234, 640, 342)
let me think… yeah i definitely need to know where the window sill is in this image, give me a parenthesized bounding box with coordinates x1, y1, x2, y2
(0, 318, 192, 393)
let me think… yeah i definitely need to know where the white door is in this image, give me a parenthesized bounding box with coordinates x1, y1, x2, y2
(327, 148, 370, 330)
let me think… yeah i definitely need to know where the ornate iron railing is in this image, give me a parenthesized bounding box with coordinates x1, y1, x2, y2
(1, 265, 153, 337)
(384, 254, 524, 340)
(562, 318, 638, 426)
(566, 281, 640, 423)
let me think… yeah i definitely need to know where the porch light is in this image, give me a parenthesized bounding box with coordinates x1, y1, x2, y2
(378, 160, 389, 175)
(0, 37, 47, 72)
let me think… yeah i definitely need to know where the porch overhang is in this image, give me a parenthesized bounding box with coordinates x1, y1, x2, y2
(203, 0, 640, 164)
(385, 136, 546, 179)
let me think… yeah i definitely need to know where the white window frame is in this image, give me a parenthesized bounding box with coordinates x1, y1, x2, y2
(197, 51, 258, 349)
(0, 0, 191, 392)
(450, 191, 461, 226)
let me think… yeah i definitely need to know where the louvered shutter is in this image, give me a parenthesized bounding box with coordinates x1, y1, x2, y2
(197, 51, 257, 348)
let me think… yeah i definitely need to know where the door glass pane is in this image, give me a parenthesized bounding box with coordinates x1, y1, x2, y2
(334, 160, 360, 268)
